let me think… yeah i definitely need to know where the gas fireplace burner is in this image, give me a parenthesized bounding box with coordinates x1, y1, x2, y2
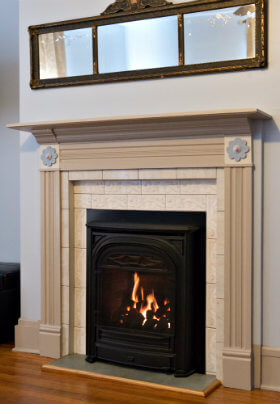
(86, 210, 206, 377)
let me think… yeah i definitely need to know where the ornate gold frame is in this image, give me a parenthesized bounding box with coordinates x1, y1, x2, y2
(29, 0, 267, 89)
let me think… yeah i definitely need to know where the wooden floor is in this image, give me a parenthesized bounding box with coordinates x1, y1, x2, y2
(1, 344, 280, 404)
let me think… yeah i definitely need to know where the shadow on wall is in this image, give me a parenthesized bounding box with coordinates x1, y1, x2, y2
(263, 116, 280, 144)
(20, 133, 39, 152)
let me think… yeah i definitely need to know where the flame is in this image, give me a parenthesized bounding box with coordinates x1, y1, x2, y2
(131, 272, 140, 308)
(131, 272, 160, 325)
(140, 290, 159, 322)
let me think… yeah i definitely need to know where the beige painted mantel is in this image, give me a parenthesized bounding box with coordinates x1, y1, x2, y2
(8, 109, 271, 391)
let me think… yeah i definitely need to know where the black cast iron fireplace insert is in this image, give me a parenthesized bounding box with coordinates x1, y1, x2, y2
(86, 210, 206, 377)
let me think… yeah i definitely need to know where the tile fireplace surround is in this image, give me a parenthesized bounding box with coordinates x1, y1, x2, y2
(8, 109, 271, 391)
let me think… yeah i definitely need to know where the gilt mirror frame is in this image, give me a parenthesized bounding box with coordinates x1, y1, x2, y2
(29, 0, 267, 89)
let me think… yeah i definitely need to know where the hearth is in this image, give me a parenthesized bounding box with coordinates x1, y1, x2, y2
(86, 210, 206, 376)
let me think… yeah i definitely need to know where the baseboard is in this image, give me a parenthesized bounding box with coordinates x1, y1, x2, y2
(14, 319, 61, 359)
(14, 318, 40, 354)
(261, 346, 280, 391)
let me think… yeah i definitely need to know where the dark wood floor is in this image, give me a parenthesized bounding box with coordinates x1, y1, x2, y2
(1, 343, 280, 404)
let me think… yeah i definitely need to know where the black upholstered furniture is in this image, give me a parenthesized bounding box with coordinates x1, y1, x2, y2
(0, 263, 20, 343)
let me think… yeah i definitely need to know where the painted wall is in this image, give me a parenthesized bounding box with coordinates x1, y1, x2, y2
(19, 0, 280, 348)
(0, 0, 20, 262)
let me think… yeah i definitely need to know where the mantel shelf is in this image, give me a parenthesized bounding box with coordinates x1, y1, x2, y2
(7, 109, 271, 145)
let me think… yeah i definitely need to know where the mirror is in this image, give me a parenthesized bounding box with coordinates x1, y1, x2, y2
(39, 27, 93, 79)
(184, 5, 256, 65)
(29, 0, 266, 89)
(98, 16, 179, 74)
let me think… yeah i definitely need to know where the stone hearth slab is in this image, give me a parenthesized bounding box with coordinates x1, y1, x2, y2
(43, 354, 219, 397)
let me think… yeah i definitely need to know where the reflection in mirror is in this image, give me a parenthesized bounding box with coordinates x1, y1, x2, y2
(184, 4, 256, 65)
(98, 16, 179, 74)
(39, 28, 93, 79)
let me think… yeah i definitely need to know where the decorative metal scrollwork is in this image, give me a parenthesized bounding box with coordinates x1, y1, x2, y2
(102, 0, 172, 15)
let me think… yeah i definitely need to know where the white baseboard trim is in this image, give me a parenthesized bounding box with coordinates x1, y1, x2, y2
(14, 318, 40, 354)
(12, 347, 40, 354)
(261, 346, 280, 391)
(261, 384, 280, 393)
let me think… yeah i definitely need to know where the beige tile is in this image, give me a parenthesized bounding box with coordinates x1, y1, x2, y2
(139, 169, 177, 180)
(74, 194, 92, 209)
(92, 195, 128, 210)
(166, 195, 206, 211)
(216, 254, 224, 299)
(105, 181, 141, 195)
(61, 171, 69, 209)
(74, 287, 86, 328)
(177, 168, 217, 179)
(207, 195, 217, 239)
(206, 239, 216, 284)
(74, 209, 86, 249)
(103, 170, 139, 180)
(62, 286, 69, 325)
(206, 328, 217, 374)
(216, 342, 223, 381)
(61, 324, 69, 357)
(73, 181, 104, 195)
(74, 327, 86, 354)
(69, 171, 102, 181)
(206, 284, 216, 328)
(217, 169, 225, 212)
(74, 248, 86, 288)
(61, 247, 69, 286)
(217, 211, 225, 255)
(141, 180, 180, 195)
(180, 179, 216, 195)
(128, 195, 165, 210)
(61, 209, 69, 248)
(216, 298, 224, 343)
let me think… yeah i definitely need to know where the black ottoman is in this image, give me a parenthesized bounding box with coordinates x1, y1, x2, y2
(0, 263, 20, 343)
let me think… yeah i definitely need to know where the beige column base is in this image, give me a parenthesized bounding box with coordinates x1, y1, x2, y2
(223, 348, 252, 390)
(39, 324, 61, 359)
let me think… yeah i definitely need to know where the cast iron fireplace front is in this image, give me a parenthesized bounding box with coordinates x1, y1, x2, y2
(86, 210, 205, 376)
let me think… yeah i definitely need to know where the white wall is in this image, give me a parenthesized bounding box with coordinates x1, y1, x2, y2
(0, 0, 20, 262)
(19, 0, 280, 347)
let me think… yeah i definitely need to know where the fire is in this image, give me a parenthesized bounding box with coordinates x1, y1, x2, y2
(131, 272, 140, 308)
(131, 272, 160, 324)
(119, 272, 171, 331)
(140, 290, 159, 323)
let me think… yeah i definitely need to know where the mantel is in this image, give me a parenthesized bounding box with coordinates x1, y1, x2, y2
(8, 109, 270, 145)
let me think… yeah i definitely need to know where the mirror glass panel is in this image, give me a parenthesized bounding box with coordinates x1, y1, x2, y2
(184, 4, 256, 65)
(39, 27, 93, 79)
(98, 16, 179, 74)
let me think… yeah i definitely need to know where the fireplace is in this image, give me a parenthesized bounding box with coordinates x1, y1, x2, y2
(86, 210, 206, 376)
(8, 109, 271, 389)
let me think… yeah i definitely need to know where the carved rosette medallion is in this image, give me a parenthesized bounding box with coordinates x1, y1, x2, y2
(102, 0, 172, 15)
(41, 146, 58, 167)
(226, 138, 249, 162)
